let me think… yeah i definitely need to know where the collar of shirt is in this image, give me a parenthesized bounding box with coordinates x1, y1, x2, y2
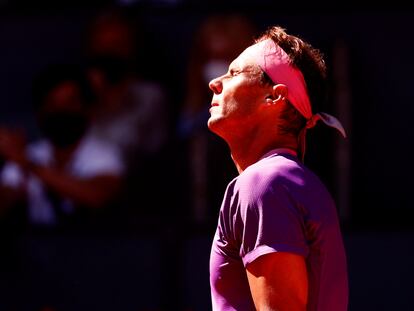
(259, 148, 298, 161)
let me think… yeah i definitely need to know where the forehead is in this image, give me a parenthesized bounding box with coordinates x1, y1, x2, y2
(229, 47, 260, 72)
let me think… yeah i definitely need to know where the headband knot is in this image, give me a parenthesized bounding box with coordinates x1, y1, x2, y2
(299, 112, 347, 161)
(306, 112, 347, 138)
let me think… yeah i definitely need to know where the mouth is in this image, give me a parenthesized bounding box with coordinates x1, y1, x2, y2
(209, 102, 219, 113)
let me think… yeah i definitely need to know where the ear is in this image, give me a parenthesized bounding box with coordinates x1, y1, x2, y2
(265, 84, 288, 106)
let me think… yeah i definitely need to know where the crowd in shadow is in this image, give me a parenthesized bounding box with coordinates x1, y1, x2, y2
(0, 6, 409, 311)
(0, 6, 259, 311)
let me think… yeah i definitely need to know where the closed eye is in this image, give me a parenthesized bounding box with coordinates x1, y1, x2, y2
(230, 69, 240, 76)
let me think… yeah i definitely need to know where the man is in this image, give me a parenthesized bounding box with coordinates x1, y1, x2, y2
(208, 26, 348, 311)
(0, 64, 124, 229)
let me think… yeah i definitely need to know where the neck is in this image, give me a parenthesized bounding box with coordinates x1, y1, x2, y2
(227, 130, 298, 173)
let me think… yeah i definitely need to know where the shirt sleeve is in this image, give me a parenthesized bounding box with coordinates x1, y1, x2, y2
(238, 182, 309, 267)
(71, 135, 125, 178)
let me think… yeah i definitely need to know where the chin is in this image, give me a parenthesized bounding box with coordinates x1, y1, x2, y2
(207, 118, 228, 140)
(207, 116, 220, 133)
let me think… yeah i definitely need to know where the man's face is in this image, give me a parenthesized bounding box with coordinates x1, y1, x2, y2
(207, 49, 269, 139)
(38, 81, 90, 148)
(41, 81, 85, 115)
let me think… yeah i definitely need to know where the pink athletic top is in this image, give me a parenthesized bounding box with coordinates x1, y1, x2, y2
(210, 150, 348, 311)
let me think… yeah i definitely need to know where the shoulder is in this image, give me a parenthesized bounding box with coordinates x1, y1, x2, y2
(234, 155, 305, 201)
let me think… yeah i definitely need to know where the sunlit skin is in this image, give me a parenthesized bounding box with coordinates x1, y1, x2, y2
(208, 51, 298, 173)
(207, 56, 267, 139)
(246, 252, 308, 311)
(208, 49, 308, 310)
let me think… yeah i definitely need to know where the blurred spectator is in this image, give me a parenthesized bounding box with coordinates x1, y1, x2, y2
(85, 54, 167, 168)
(0, 64, 124, 231)
(179, 14, 257, 227)
(84, 7, 168, 155)
(82, 7, 170, 228)
(83, 5, 170, 84)
(85, 6, 138, 65)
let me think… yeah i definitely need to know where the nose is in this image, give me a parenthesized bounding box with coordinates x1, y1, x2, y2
(209, 77, 223, 95)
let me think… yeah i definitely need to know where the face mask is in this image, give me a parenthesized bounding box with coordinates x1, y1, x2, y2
(39, 111, 89, 148)
(202, 60, 229, 84)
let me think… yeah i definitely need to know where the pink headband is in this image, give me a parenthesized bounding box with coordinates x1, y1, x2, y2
(243, 39, 346, 160)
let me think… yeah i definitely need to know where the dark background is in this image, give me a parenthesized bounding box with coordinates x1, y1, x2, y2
(0, 1, 413, 310)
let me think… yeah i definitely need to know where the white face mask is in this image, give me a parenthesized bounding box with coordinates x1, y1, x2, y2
(202, 60, 229, 84)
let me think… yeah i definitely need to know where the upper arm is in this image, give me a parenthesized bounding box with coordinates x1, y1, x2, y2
(246, 251, 308, 311)
(32, 165, 123, 209)
(238, 174, 309, 263)
(235, 168, 309, 310)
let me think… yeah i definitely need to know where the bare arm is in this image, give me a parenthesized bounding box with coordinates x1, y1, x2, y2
(0, 128, 122, 209)
(246, 252, 308, 311)
(31, 164, 122, 209)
